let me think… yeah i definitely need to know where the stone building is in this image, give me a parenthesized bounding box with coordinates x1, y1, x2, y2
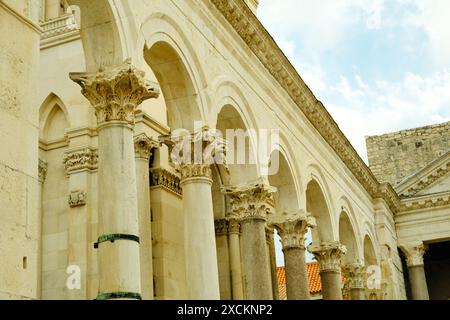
(0, 0, 448, 300)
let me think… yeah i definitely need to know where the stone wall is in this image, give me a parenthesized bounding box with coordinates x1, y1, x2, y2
(366, 121, 450, 186)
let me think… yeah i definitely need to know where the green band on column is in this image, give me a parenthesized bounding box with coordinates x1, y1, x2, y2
(96, 292, 142, 300)
(94, 233, 140, 249)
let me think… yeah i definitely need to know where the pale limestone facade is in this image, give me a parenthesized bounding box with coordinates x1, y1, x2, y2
(0, 0, 446, 300)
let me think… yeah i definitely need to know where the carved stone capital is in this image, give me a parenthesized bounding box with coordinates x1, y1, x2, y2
(178, 163, 213, 181)
(400, 242, 427, 267)
(160, 126, 228, 180)
(70, 59, 160, 127)
(134, 133, 159, 160)
(63, 148, 98, 174)
(214, 219, 228, 236)
(308, 242, 347, 272)
(68, 190, 87, 208)
(343, 263, 366, 289)
(222, 179, 276, 222)
(38, 159, 48, 183)
(228, 218, 241, 234)
(269, 210, 316, 250)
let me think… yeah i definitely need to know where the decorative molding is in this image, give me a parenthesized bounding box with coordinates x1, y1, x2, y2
(342, 263, 365, 289)
(400, 192, 450, 212)
(40, 13, 80, 49)
(396, 151, 450, 197)
(63, 148, 98, 174)
(150, 168, 182, 196)
(399, 242, 427, 267)
(38, 159, 48, 183)
(134, 133, 159, 160)
(211, 0, 401, 213)
(222, 179, 276, 222)
(308, 242, 347, 272)
(214, 219, 228, 236)
(68, 190, 87, 208)
(70, 59, 160, 126)
(269, 210, 316, 250)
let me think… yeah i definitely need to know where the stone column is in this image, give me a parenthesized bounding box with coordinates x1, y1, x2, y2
(227, 218, 244, 300)
(400, 242, 429, 300)
(266, 227, 279, 300)
(70, 60, 160, 300)
(270, 211, 314, 300)
(223, 181, 276, 300)
(160, 126, 227, 299)
(308, 242, 347, 300)
(38, 159, 48, 299)
(343, 263, 366, 300)
(134, 134, 158, 300)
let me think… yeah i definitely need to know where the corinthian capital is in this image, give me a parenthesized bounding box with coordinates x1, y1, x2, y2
(160, 126, 228, 181)
(342, 263, 365, 289)
(134, 133, 159, 160)
(269, 210, 316, 250)
(70, 59, 160, 126)
(400, 242, 427, 267)
(308, 241, 347, 272)
(222, 179, 276, 222)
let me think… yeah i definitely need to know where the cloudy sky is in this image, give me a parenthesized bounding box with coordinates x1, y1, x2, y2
(258, 0, 450, 163)
(258, 0, 450, 266)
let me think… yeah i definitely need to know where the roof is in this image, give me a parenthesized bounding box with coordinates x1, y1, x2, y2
(276, 262, 348, 299)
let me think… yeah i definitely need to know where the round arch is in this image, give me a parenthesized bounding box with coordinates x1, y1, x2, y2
(67, 0, 133, 71)
(304, 164, 336, 243)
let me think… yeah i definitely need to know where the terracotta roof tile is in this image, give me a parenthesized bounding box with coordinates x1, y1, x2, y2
(276, 262, 348, 299)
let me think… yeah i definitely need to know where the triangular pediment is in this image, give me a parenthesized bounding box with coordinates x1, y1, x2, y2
(396, 151, 450, 197)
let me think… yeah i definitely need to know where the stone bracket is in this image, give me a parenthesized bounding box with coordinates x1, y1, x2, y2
(94, 233, 140, 249)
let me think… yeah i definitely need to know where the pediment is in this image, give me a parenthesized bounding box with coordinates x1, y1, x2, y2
(396, 151, 450, 197)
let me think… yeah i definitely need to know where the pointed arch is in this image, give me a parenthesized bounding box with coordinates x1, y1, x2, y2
(39, 93, 70, 142)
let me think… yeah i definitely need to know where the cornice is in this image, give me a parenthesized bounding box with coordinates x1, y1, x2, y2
(211, 0, 392, 209)
(396, 151, 450, 198)
(399, 191, 450, 212)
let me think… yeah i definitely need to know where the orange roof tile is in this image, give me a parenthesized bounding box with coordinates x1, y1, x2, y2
(276, 262, 348, 299)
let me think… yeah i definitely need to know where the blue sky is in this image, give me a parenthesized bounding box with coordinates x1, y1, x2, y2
(258, 0, 450, 266)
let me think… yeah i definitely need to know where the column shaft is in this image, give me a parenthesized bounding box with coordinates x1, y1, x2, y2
(228, 220, 244, 300)
(97, 123, 141, 298)
(408, 265, 429, 300)
(241, 219, 273, 299)
(182, 176, 220, 299)
(321, 270, 343, 300)
(135, 157, 153, 300)
(284, 247, 310, 300)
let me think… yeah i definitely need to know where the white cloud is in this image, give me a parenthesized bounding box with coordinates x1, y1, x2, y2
(326, 70, 450, 160)
(403, 0, 450, 65)
(259, 0, 387, 55)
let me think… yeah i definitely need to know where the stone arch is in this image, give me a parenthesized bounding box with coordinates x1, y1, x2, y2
(39, 93, 70, 141)
(67, 0, 133, 71)
(215, 102, 260, 186)
(337, 196, 363, 262)
(267, 144, 301, 213)
(305, 164, 336, 243)
(139, 14, 209, 130)
(338, 210, 360, 265)
(363, 233, 379, 267)
(143, 41, 203, 131)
